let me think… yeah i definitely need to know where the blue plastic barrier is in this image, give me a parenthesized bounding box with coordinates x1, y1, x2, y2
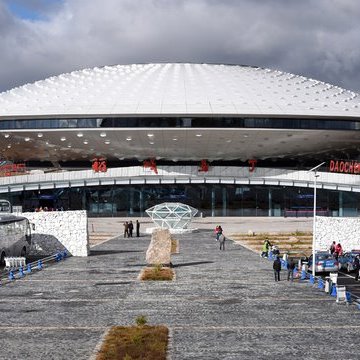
(8, 271, 15, 281)
(346, 292, 352, 303)
(37, 260, 43, 270)
(63, 250, 67, 258)
(26, 263, 32, 274)
(309, 275, 315, 284)
(330, 285, 337, 297)
(300, 270, 307, 280)
(318, 278, 324, 289)
(18, 267, 25, 278)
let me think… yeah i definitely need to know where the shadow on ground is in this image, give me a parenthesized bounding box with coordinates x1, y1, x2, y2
(90, 250, 144, 256)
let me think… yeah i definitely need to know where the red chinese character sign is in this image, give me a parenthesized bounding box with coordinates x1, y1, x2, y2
(92, 158, 107, 172)
(143, 159, 158, 174)
(248, 159, 257, 173)
(198, 159, 209, 172)
(0, 162, 27, 177)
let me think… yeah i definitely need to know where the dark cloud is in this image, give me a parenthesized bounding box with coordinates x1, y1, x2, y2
(0, 0, 359, 92)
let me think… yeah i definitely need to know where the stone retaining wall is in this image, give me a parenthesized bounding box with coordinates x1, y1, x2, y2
(316, 216, 360, 252)
(23, 210, 89, 257)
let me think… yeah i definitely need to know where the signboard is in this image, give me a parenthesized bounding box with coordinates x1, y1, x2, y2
(92, 158, 107, 172)
(329, 160, 360, 174)
(248, 159, 257, 172)
(143, 159, 158, 174)
(198, 159, 209, 172)
(0, 163, 26, 177)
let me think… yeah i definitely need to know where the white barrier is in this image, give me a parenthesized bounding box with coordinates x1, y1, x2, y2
(4, 257, 26, 269)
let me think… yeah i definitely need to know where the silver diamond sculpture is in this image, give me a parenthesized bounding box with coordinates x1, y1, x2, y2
(146, 202, 198, 229)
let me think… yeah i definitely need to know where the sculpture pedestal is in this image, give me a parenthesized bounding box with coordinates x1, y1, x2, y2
(145, 227, 198, 234)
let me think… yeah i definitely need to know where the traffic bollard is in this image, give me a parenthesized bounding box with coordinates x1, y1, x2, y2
(26, 263, 32, 273)
(346, 292, 352, 303)
(300, 270, 307, 280)
(318, 279, 324, 289)
(37, 260, 43, 270)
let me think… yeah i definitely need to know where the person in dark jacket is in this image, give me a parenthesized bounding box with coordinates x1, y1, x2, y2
(123, 221, 129, 238)
(287, 257, 296, 282)
(136, 220, 140, 237)
(354, 255, 360, 281)
(329, 241, 336, 255)
(128, 220, 134, 237)
(273, 256, 281, 281)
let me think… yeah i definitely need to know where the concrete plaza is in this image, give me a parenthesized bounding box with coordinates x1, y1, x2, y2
(1, 219, 360, 359)
(89, 216, 314, 237)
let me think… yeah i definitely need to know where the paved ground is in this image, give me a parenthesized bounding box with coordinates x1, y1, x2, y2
(1, 228, 360, 359)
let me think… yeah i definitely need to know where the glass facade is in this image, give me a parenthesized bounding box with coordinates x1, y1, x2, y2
(0, 116, 360, 131)
(3, 184, 360, 218)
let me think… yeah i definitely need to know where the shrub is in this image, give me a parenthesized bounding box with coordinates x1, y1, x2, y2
(135, 315, 147, 327)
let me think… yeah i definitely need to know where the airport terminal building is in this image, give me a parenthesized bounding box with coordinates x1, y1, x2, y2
(0, 63, 360, 217)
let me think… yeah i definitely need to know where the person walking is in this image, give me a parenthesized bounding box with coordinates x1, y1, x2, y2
(287, 257, 296, 282)
(218, 233, 226, 251)
(334, 243, 343, 260)
(261, 239, 271, 258)
(354, 255, 360, 281)
(136, 220, 140, 237)
(215, 225, 223, 241)
(123, 221, 129, 238)
(273, 256, 281, 282)
(128, 220, 134, 237)
(272, 245, 280, 257)
(329, 241, 336, 255)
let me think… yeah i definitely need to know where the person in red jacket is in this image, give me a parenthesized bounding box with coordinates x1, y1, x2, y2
(214, 225, 223, 241)
(334, 243, 343, 259)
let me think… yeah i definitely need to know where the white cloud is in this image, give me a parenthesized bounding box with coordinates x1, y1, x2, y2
(0, 0, 359, 92)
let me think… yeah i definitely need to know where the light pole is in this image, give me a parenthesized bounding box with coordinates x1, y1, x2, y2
(309, 162, 326, 277)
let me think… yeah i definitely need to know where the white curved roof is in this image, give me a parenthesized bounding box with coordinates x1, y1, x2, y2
(0, 63, 359, 118)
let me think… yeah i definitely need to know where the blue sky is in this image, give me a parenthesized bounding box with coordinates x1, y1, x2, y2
(5, 0, 62, 21)
(0, 0, 360, 93)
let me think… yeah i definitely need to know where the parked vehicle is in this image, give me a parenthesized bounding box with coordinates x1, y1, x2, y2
(338, 250, 360, 272)
(308, 251, 339, 273)
(0, 214, 34, 266)
(0, 199, 11, 213)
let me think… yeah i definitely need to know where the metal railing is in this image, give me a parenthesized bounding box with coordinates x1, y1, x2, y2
(0, 166, 360, 194)
(0, 251, 69, 286)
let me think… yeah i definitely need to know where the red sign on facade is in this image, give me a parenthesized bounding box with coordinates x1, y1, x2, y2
(0, 163, 26, 177)
(92, 158, 107, 172)
(199, 159, 209, 172)
(248, 159, 257, 172)
(329, 159, 360, 174)
(143, 159, 158, 174)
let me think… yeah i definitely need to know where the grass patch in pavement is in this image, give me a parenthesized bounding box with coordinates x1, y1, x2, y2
(96, 316, 169, 360)
(140, 264, 174, 281)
